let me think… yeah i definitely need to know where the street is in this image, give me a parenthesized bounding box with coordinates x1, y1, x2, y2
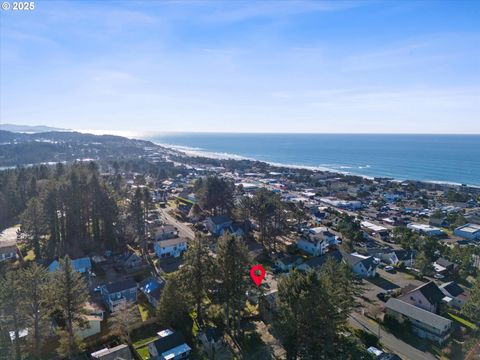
(348, 312, 436, 360)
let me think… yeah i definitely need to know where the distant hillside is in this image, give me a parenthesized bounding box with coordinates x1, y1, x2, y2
(0, 123, 68, 133)
(0, 130, 168, 167)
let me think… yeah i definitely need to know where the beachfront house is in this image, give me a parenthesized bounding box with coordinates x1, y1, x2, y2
(154, 237, 188, 258)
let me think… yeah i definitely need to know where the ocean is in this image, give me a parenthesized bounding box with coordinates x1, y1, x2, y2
(143, 133, 480, 187)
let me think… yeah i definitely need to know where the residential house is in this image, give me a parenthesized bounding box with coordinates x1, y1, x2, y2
(307, 226, 340, 245)
(198, 326, 223, 359)
(148, 329, 191, 360)
(429, 217, 449, 228)
(399, 281, 444, 313)
(0, 241, 18, 262)
(91, 344, 133, 360)
(439, 281, 469, 309)
(222, 223, 244, 237)
(433, 258, 459, 276)
(259, 290, 278, 324)
(101, 279, 137, 312)
(342, 253, 378, 278)
(119, 252, 146, 273)
(367, 248, 416, 267)
(205, 215, 233, 236)
(154, 237, 188, 258)
(407, 223, 444, 237)
(153, 225, 178, 241)
(139, 276, 165, 308)
(297, 232, 329, 256)
(297, 250, 343, 272)
(454, 223, 480, 240)
(385, 298, 452, 344)
(361, 221, 389, 240)
(275, 254, 302, 272)
(75, 302, 103, 339)
(48, 257, 92, 274)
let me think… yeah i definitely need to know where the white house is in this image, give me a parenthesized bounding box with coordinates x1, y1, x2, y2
(342, 253, 377, 278)
(399, 281, 444, 313)
(385, 298, 452, 345)
(152, 225, 178, 241)
(439, 281, 469, 309)
(454, 223, 480, 240)
(154, 237, 188, 258)
(297, 236, 328, 256)
(307, 226, 340, 245)
(407, 223, 444, 237)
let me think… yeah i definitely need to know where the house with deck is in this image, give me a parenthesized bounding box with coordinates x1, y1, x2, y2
(385, 298, 452, 344)
(101, 279, 137, 312)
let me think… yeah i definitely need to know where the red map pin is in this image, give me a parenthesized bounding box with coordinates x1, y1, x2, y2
(250, 264, 266, 287)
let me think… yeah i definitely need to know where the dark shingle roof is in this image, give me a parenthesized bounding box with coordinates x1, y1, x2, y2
(104, 279, 137, 294)
(440, 281, 464, 297)
(411, 281, 444, 305)
(152, 332, 187, 354)
(209, 215, 231, 225)
(303, 250, 343, 269)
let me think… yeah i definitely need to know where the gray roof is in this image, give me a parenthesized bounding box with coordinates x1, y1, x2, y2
(91, 344, 132, 360)
(385, 298, 452, 331)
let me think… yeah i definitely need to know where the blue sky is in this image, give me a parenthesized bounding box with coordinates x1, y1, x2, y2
(1, 0, 479, 134)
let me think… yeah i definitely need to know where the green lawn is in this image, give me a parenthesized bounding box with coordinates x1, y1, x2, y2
(134, 345, 150, 360)
(132, 335, 158, 349)
(137, 297, 156, 321)
(448, 313, 478, 330)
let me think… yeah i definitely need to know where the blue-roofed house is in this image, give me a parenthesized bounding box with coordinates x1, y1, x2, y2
(48, 257, 92, 274)
(101, 279, 137, 312)
(139, 276, 165, 308)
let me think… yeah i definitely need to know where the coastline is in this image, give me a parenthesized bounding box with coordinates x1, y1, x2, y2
(154, 141, 480, 189)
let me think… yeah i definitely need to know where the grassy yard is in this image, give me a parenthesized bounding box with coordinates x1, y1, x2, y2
(448, 312, 478, 330)
(137, 294, 156, 321)
(134, 345, 150, 360)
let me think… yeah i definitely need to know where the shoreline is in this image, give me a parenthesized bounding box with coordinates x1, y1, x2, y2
(154, 141, 480, 189)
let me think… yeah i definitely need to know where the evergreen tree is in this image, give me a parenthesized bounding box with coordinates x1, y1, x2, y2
(179, 236, 214, 321)
(50, 256, 89, 359)
(462, 274, 480, 324)
(19, 264, 50, 359)
(196, 176, 234, 216)
(20, 198, 47, 259)
(215, 233, 249, 336)
(0, 271, 25, 360)
(157, 274, 191, 334)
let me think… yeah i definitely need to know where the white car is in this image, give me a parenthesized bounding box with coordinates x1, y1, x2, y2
(384, 266, 394, 272)
(434, 273, 445, 279)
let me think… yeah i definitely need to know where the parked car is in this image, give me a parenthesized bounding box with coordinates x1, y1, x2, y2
(434, 273, 445, 279)
(376, 292, 388, 302)
(384, 266, 395, 272)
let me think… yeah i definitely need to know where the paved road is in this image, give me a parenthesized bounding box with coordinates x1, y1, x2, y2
(159, 206, 195, 239)
(348, 312, 437, 360)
